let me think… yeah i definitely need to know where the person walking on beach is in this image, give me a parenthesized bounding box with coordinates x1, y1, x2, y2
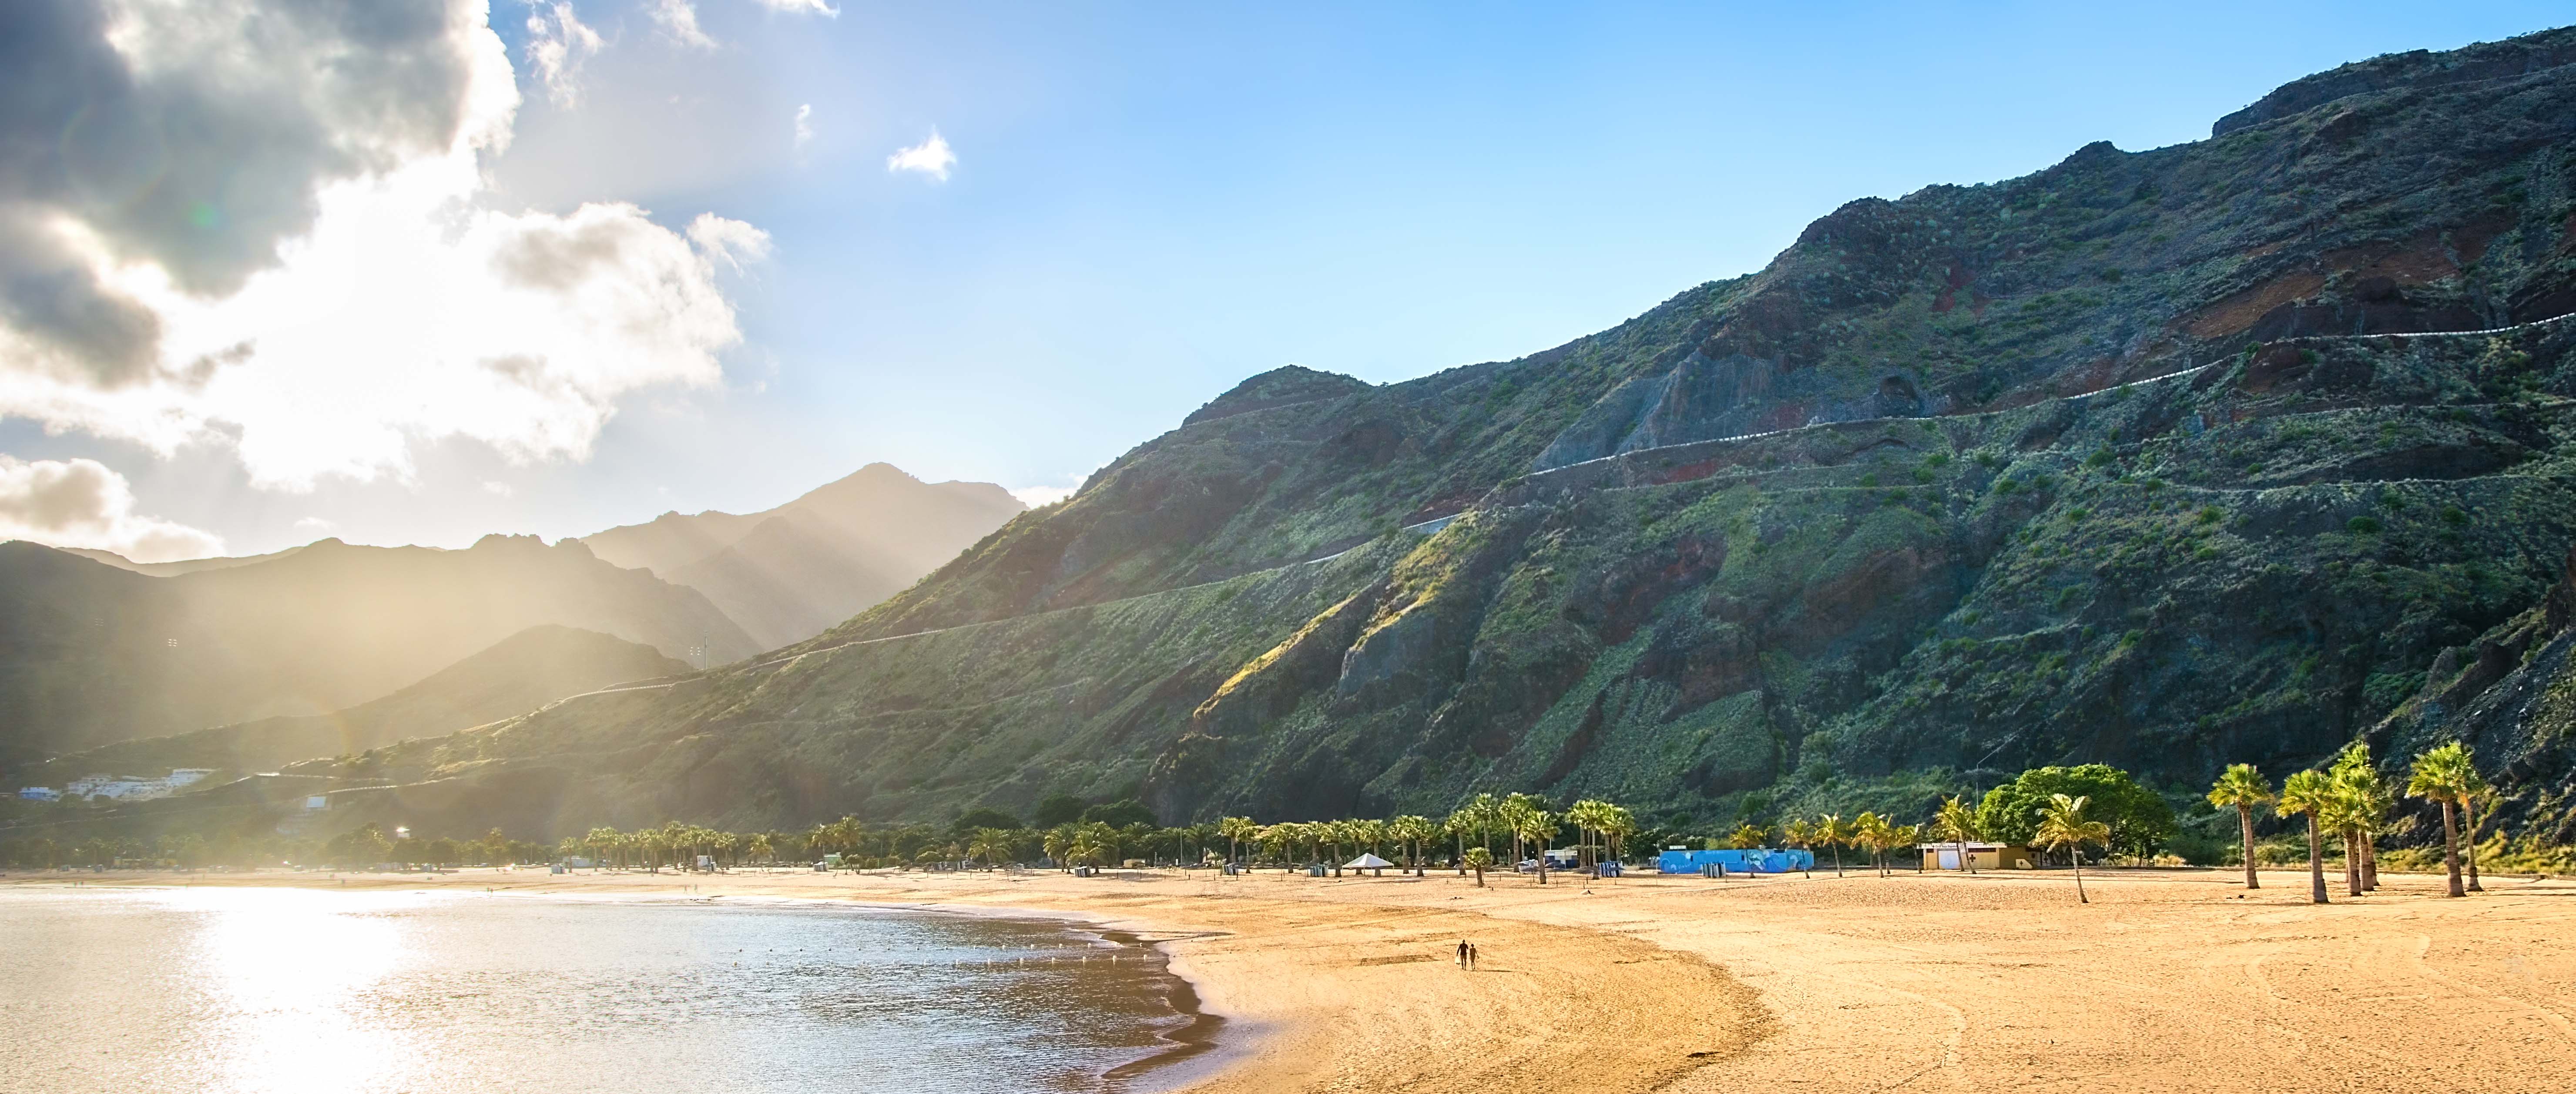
(1456, 939, 1469, 968)
(1466, 942, 1479, 970)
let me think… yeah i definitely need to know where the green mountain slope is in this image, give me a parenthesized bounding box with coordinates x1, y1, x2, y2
(20, 625, 687, 788)
(278, 27, 2576, 839)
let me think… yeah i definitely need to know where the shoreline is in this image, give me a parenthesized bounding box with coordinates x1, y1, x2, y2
(10, 864, 2573, 1092)
(2, 866, 1767, 1094)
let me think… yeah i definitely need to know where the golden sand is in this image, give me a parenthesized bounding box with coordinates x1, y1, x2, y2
(13, 864, 2570, 1092)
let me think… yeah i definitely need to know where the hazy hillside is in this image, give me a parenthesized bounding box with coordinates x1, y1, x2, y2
(20, 625, 688, 786)
(0, 536, 755, 764)
(263, 27, 2576, 841)
(580, 464, 1025, 648)
(63, 546, 308, 577)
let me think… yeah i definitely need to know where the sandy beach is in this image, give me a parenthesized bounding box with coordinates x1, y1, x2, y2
(10, 863, 2570, 1093)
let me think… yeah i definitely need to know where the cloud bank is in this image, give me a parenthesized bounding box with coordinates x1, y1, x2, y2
(0, 456, 223, 562)
(0, 0, 768, 490)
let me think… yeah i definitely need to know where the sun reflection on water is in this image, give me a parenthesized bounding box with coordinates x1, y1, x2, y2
(166, 888, 431, 1094)
(3, 886, 1199, 1094)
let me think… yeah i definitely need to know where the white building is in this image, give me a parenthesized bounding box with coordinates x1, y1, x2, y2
(17, 787, 58, 802)
(64, 768, 221, 802)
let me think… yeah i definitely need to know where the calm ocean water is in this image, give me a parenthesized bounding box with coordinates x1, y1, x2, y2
(0, 886, 1211, 1094)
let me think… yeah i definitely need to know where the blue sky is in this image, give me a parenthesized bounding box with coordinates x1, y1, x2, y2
(2, 1, 2568, 557)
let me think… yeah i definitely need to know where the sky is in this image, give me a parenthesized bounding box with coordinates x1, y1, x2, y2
(0, 1, 2569, 560)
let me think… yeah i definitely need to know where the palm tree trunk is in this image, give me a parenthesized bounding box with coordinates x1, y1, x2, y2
(1831, 844, 1844, 878)
(2304, 818, 2329, 904)
(2464, 796, 2484, 893)
(2441, 800, 2464, 898)
(2073, 849, 2088, 904)
(2344, 832, 2363, 897)
(2237, 804, 2260, 889)
(2361, 831, 2378, 891)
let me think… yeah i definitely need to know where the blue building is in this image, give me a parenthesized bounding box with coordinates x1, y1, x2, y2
(1656, 847, 1814, 875)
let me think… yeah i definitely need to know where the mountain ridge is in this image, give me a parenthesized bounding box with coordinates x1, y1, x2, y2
(146, 26, 2576, 847)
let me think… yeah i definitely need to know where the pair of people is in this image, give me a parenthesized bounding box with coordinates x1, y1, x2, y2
(1452, 939, 1479, 970)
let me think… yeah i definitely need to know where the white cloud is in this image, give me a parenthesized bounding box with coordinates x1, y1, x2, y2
(293, 516, 337, 533)
(887, 130, 956, 181)
(525, 2, 604, 107)
(794, 103, 815, 150)
(0, 456, 224, 563)
(1009, 484, 1075, 508)
(749, 0, 840, 15)
(651, 0, 718, 49)
(0, 0, 770, 492)
(481, 480, 514, 498)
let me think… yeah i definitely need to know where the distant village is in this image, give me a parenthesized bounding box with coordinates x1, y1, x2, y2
(17, 768, 216, 804)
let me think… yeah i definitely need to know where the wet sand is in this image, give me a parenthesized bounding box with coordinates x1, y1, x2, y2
(11, 864, 2569, 1092)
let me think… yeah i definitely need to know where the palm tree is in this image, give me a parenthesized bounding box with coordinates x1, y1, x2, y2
(1565, 800, 1608, 871)
(1496, 798, 1536, 870)
(2407, 742, 2475, 898)
(747, 833, 775, 869)
(1725, 822, 1769, 850)
(2034, 793, 2111, 904)
(1930, 796, 1979, 874)
(2464, 773, 2493, 893)
(1462, 846, 1494, 887)
(1781, 819, 1818, 877)
(1514, 807, 1559, 885)
(1852, 813, 1892, 877)
(1043, 824, 1078, 870)
(969, 828, 1013, 869)
(1219, 816, 1257, 868)
(2206, 764, 2273, 889)
(1597, 803, 1636, 871)
(2331, 745, 2389, 892)
(1816, 814, 1852, 877)
(2275, 769, 2336, 904)
(1389, 815, 1434, 876)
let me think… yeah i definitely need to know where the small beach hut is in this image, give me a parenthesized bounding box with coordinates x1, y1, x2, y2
(1916, 842, 2035, 870)
(1343, 852, 1394, 876)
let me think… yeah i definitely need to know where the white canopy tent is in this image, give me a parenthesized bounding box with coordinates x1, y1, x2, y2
(1343, 853, 1394, 874)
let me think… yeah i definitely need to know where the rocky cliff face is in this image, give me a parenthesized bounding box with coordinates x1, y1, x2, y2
(280, 27, 2576, 839)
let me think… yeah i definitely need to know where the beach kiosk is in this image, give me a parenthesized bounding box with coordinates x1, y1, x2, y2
(1916, 842, 2036, 870)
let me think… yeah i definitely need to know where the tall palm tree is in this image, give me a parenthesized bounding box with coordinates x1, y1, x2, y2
(1931, 795, 1979, 874)
(2331, 745, 2390, 892)
(1219, 816, 1258, 867)
(2276, 769, 2336, 904)
(1389, 815, 1434, 876)
(2034, 793, 2111, 904)
(1781, 819, 1818, 877)
(1852, 813, 1892, 877)
(1044, 824, 1078, 870)
(2206, 764, 2273, 889)
(1816, 814, 1852, 877)
(1597, 803, 1636, 871)
(1514, 807, 1559, 885)
(1565, 800, 1607, 871)
(2464, 773, 2493, 893)
(2406, 742, 2474, 898)
(747, 833, 774, 869)
(1725, 822, 1770, 850)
